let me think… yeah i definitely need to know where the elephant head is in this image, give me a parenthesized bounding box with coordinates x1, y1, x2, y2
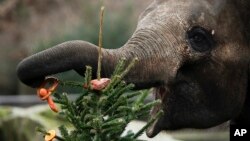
(17, 0, 250, 138)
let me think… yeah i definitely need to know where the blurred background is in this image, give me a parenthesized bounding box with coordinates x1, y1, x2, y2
(0, 0, 229, 141)
(0, 0, 151, 94)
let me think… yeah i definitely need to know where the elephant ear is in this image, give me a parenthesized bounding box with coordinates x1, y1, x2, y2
(231, 1, 250, 125)
(231, 65, 250, 125)
(239, 64, 250, 124)
(233, 0, 250, 44)
(242, 65, 250, 123)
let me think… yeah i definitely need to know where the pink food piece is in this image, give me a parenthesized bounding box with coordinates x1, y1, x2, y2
(90, 78, 111, 90)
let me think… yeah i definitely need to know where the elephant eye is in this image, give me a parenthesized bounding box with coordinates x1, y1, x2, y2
(187, 26, 215, 52)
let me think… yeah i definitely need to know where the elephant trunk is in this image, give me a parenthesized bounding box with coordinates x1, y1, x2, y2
(105, 28, 178, 89)
(17, 40, 101, 87)
(17, 28, 177, 89)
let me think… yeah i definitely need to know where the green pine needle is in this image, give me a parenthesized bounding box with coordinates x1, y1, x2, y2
(37, 58, 163, 141)
(133, 110, 164, 139)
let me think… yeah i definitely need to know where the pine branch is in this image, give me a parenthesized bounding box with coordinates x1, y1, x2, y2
(84, 66, 92, 88)
(97, 6, 105, 80)
(36, 4, 163, 141)
(38, 59, 163, 141)
(120, 58, 138, 79)
(112, 58, 126, 78)
(133, 110, 164, 139)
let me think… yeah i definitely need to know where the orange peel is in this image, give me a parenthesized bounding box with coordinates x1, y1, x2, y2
(44, 130, 56, 141)
(37, 77, 59, 113)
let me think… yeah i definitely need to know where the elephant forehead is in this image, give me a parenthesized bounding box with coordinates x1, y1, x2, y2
(156, 0, 227, 14)
(138, 0, 221, 30)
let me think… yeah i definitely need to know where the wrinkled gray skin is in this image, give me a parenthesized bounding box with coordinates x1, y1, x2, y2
(17, 0, 250, 138)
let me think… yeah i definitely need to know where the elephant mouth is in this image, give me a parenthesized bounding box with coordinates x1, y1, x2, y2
(146, 78, 200, 137)
(146, 86, 169, 138)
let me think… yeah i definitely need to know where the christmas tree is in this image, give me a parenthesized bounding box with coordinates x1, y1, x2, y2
(35, 5, 163, 141)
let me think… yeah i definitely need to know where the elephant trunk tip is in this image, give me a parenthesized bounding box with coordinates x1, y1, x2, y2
(16, 59, 45, 88)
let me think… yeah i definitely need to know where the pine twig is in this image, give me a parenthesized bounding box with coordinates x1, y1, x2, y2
(59, 80, 84, 88)
(85, 66, 92, 88)
(97, 6, 105, 80)
(133, 110, 164, 139)
(120, 57, 139, 78)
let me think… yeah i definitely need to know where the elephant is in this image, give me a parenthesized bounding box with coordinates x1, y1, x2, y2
(17, 0, 250, 138)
